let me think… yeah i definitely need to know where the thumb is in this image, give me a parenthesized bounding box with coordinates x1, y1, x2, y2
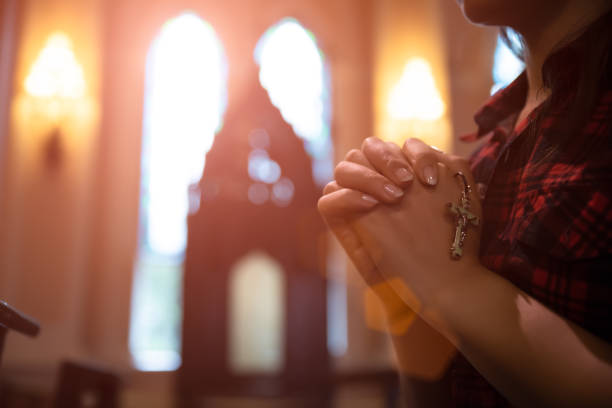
(402, 138, 445, 187)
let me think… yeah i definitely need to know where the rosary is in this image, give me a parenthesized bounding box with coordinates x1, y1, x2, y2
(446, 172, 480, 259)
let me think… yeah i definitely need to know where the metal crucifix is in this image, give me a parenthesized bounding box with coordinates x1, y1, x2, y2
(446, 172, 480, 260)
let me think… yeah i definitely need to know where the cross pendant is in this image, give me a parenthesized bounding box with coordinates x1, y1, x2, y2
(446, 201, 479, 259)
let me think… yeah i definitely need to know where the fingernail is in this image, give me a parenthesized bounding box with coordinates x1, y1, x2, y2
(423, 165, 437, 186)
(384, 184, 404, 198)
(395, 167, 413, 182)
(362, 194, 379, 204)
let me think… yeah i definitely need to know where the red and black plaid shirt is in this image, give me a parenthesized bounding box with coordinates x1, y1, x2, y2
(450, 48, 612, 406)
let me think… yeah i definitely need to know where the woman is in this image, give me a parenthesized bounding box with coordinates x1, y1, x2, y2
(318, 0, 612, 406)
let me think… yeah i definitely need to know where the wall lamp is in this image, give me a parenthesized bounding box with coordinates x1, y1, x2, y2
(384, 57, 450, 152)
(23, 32, 87, 170)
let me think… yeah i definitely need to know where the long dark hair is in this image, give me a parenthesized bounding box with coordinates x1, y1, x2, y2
(503, 9, 612, 161)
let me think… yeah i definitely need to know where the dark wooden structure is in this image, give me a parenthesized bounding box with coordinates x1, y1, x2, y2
(0, 300, 40, 366)
(52, 361, 120, 408)
(0, 302, 121, 408)
(0, 300, 40, 406)
(179, 67, 329, 404)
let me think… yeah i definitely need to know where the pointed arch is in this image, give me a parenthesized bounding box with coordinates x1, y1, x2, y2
(129, 11, 227, 371)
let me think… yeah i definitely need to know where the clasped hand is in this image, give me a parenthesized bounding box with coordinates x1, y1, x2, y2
(318, 137, 483, 316)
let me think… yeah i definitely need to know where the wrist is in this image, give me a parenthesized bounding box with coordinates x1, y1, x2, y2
(420, 260, 490, 343)
(367, 278, 419, 335)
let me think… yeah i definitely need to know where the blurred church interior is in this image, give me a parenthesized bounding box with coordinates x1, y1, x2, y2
(0, 0, 523, 406)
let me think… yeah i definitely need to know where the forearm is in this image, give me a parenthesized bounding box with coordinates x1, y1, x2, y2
(431, 264, 612, 408)
(388, 315, 456, 380)
(389, 317, 454, 407)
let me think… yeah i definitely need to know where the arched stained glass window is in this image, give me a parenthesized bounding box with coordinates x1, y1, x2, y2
(129, 12, 227, 371)
(254, 18, 333, 186)
(228, 251, 285, 374)
(491, 31, 524, 94)
(254, 18, 346, 356)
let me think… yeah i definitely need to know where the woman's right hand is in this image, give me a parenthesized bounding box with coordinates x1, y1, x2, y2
(317, 136, 448, 282)
(317, 139, 408, 284)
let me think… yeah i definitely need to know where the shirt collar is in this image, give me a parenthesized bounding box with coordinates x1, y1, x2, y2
(461, 71, 528, 142)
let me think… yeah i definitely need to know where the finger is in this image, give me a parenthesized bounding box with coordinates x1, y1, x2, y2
(361, 137, 414, 186)
(332, 223, 382, 286)
(318, 187, 379, 219)
(402, 138, 445, 187)
(323, 180, 341, 195)
(334, 161, 405, 203)
(344, 148, 375, 169)
(318, 189, 382, 285)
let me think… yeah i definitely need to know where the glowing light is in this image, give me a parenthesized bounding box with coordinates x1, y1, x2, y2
(255, 19, 324, 143)
(25, 32, 86, 100)
(130, 254, 183, 371)
(271, 177, 294, 207)
(248, 149, 281, 184)
(132, 350, 181, 372)
(387, 58, 445, 121)
(229, 252, 285, 374)
(491, 32, 524, 94)
(143, 12, 227, 255)
(255, 18, 332, 185)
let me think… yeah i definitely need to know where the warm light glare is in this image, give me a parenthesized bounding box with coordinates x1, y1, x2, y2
(24, 32, 86, 100)
(387, 58, 445, 121)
